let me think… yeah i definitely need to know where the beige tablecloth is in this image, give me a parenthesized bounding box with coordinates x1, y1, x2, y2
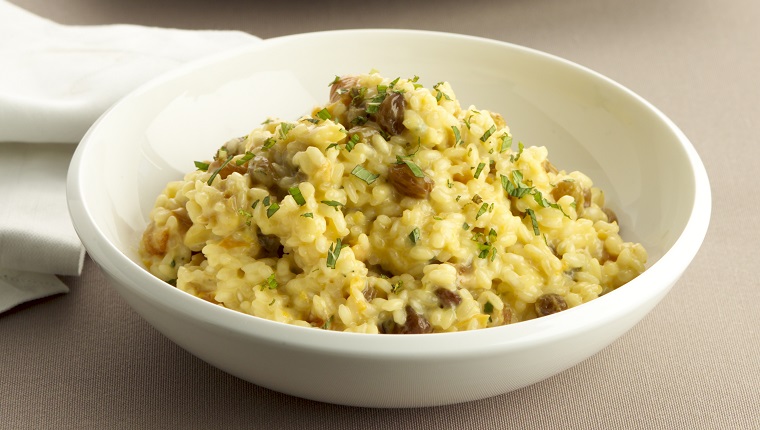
(2, 0, 758, 428)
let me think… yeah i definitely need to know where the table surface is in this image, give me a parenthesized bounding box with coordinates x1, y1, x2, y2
(3, 0, 759, 428)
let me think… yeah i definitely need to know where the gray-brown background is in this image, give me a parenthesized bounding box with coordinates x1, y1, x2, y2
(2, 0, 758, 428)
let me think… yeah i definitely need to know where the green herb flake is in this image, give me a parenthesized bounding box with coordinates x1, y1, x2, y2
(462, 222, 470, 230)
(288, 186, 306, 205)
(476, 202, 489, 220)
(263, 196, 271, 207)
(269, 298, 276, 306)
(452, 125, 463, 146)
(484, 301, 494, 314)
(480, 124, 496, 142)
(251, 199, 260, 209)
(278, 123, 295, 140)
(170, 260, 176, 268)
(351, 165, 379, 184)
(502, 171, 533, 199)
(499, 133, 512, 153)
(408, 227, 421, 245)
(433, 82, 451, 102)
(396, 156, 425, 178)
(263, 137, 277, 150)
(301, 212, 314, 218)
(525, 208, 540, 235)
(316, 108, 332, 120)
(236, 151, 255, 166)
(321, 200, 344, 210)
(389, 77, 401, 88)
(329, 75, 340, 86)
(326, 238, 344, 269)
(194, 161, 210, 171)
(346, 134, 360, 152)
(265, 273, 278, 289)
(510, 141, 525, 162)
(474, 162, 486, 179)
(266, 202, 280, 218)
(207, 154, 234, 185)
(322, 316, 333, 330)
(391, 280, 404, 294)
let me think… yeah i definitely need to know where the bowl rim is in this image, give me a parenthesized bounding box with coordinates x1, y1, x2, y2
(67, 28, 711, 358)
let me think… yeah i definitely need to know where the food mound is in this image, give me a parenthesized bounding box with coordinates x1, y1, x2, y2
(140, 72, 647, 334)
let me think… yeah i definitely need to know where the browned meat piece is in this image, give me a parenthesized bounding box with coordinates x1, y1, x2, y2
(535, 293, 568, 317)
(603, 207, 618, 224)
(375, 92, 406, 135)
(387, 163, 433, 199)
(551, 180, 591, 208)
(435, 288, 462, 308)
(142, 221, 169, 256)
(248, 155, 276, 189)
(329, 76, 359, 104)
(395, 306, 433, 334)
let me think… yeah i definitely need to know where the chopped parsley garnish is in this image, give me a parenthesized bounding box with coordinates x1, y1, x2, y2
(510, 141, 525, 162)
(329, 75, 340, 86)
(351, 115, 368, 126)
(263, 196, 271, 207)
(463, 115, 472, 129)
(263, 137, 277, 150)
(525, 208, 540, 235)
(499, 133, 512, 153)
(501, 171, 532, 198)
(408, 227, 421, 245)
(264, 273, 278, 290)
(351, 165, 379, 184)
(316, 108, 332, 120)
(480, 124, 496, 142)
(484, 301, 494, 314)
(322, 316, 333, 330)
(266, 202, 280, 218)
(346, 134, 360, 151)
(236, 151, 254, 166)
(278, 122, 294, 140)
(476, 202, 489, 220)
(452, 126, 463, 146)
(474, 162, 486, 179)
(194, 161, 209, 171)
(251, 199, 260, 209)
(391, 280, 404, 294)
(301, 212, 313, 218)
(433, 82, 451, 102)
(462, 222, 470, 230)
(395, 156, 425, 178)
(321, 200, 343, 210)
(207, 154, 234, 185)
(326, 239, 344, 269)
(389, 77, 401, 88)
(288, 186, 306, 205)
(533, 189, 569, 218)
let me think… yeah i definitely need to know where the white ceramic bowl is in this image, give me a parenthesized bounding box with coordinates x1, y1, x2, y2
(67, 30, 710, 407)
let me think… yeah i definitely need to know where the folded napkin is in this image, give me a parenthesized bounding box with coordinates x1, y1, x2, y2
(0, 0, 260, 313)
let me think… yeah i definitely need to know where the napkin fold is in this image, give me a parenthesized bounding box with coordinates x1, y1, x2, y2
(0, 0, 260, 312)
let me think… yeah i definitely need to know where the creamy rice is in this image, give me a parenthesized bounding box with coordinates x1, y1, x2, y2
(140, 72, 647, 334)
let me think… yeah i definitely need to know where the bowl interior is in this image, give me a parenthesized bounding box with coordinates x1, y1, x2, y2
(70, 30, 706, 341)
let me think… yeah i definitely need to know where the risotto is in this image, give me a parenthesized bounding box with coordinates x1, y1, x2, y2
(139, 72, 647, 334)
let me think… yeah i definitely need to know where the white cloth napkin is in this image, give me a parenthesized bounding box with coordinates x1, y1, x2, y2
(0, 0, 260, 312)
